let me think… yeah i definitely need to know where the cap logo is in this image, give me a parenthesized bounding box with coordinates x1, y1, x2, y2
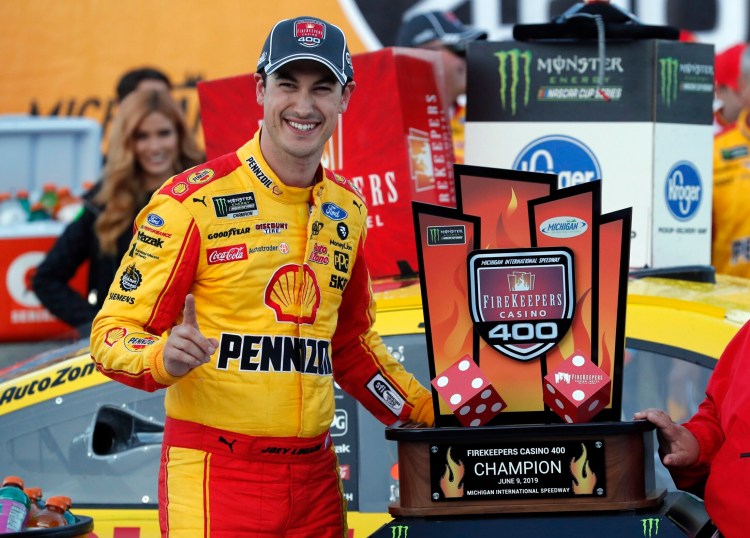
(295, 20, 325, 48)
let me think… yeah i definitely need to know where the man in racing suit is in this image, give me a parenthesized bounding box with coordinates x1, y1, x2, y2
(90, 16, 434, 538)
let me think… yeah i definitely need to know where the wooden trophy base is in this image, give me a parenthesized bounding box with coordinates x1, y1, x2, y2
(386, 420, 665, 517)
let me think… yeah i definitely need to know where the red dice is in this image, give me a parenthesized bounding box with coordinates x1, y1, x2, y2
(432, 355, 506, 427)
(543, 351, 611, 423)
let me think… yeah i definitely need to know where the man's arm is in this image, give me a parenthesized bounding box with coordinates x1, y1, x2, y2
(331, 238, 434, 427)
(90, 194, 203, 392)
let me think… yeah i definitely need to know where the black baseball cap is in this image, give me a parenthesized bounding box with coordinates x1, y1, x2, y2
(257, 16, 354, 85)
(395, 11, 487, 53)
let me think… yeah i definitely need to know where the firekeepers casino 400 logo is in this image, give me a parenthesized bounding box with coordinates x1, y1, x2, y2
(468, 248, 575, 361)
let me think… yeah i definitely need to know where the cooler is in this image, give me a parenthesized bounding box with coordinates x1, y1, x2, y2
(0, 222, 88, 342)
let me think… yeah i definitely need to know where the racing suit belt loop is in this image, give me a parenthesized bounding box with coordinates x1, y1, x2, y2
(164, 417, 332, 462)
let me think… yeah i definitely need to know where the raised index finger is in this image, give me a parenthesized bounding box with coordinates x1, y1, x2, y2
(182, 294, 199, 329)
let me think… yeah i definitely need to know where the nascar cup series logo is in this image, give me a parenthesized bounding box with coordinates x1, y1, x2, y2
(468, 248, 575, 361)
(659, 56, 679, 106)
(495, 48, 532, 116)
(664, 161, 702, 221)
(513, 135, 602, 189)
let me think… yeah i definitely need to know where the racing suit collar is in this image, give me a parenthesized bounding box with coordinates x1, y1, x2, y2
(236, 129, 325, 205)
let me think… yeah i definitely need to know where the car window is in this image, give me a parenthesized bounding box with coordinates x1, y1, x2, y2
(621, 345, 714, 491)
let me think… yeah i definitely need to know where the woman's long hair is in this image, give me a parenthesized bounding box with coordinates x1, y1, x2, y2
(95, 89, 203, 254)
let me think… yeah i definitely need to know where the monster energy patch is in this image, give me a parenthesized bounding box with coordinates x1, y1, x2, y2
(426, 225, 466, 246)
(212, 192, 259, 219)
(429, 439, 606, 502)
(721, 145, 749, 160)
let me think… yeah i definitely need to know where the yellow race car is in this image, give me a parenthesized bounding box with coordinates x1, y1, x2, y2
(0, 267, 745, 537)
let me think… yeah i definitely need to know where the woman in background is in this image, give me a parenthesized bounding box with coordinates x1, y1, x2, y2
(33, 89, 203, 336)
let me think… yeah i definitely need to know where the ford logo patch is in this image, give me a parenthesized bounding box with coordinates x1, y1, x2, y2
(321, 202, 348, 221)
(147, 213, 164, 227)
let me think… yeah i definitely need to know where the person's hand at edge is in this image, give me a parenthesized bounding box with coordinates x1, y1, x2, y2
(163, 294, 219, 377)
(634, 408, 700, 468)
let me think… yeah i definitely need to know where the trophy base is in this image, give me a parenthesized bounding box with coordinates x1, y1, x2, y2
(386, 420, 664, 516)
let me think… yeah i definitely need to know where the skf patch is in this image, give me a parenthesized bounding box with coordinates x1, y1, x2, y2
(119, 264, 142, 292)
(329, 274, 348, 290)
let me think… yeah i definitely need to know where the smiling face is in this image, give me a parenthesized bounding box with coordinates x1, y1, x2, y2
(133, 111, 179, 190)
(255, 60, 355, 186)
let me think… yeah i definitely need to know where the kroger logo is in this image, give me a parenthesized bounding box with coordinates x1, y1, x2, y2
(540, 216, 589, 238)
(664, 161, 702, 221)
(513, 135, 602, 189)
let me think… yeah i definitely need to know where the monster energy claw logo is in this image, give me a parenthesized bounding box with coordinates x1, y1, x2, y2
(495, 48, 532, 115)
(390, 525, 408, 538)
(642, 517, 660, 537)
(659, 57, 679, 106)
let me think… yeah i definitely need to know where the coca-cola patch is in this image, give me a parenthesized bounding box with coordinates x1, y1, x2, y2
(207, 244, 248, 265)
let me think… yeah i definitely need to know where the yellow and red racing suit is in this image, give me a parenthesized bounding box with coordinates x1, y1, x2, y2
(90, 129, 433, 537)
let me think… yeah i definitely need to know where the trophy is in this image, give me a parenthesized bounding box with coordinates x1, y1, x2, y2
(387, 164, 660, 516)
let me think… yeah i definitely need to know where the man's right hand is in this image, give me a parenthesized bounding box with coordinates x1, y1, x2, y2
(163, 294, 219, 377)
(634, 408, 700, 468)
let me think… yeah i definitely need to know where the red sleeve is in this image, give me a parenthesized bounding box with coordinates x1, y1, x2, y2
(331, 238, 432, 426)
(673, 322, 750, 488)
